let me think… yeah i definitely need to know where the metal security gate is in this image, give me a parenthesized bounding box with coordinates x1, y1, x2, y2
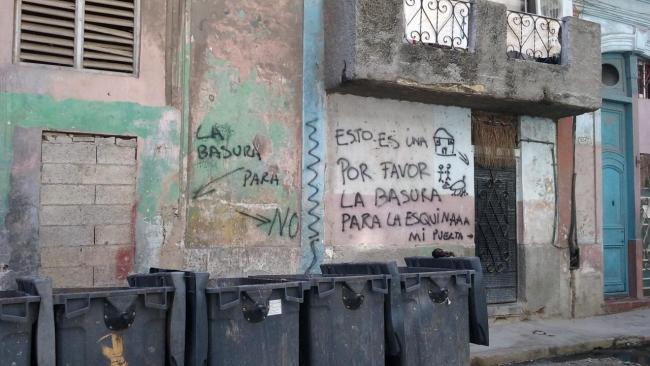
(475, 167, 518, 304)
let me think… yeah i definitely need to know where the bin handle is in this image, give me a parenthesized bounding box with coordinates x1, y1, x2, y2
(0, 302, 30, 323)
(371, 277, 389, 294)
(144, 289, 169, 310)
(316, 278, 337, 298)
(403, 275, 421, 292)
(284, 285, 305, 303)
(64, 294, 91, 319)
(218, 289, 241, 310)
(454, 274, 472, 289)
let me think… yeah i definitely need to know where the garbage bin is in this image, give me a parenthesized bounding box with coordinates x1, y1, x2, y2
(52, 271, 186, 366)
(404, 256, 489, 346)
(321, 262, 472, 366)
(0, 277, 54, 366)
(205, 278, 305, 366)
(145, 268, 210, 366)
(252, 274, 389, 366)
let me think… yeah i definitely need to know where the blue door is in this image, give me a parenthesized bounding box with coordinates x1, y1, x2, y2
(602, 101, 629, 295)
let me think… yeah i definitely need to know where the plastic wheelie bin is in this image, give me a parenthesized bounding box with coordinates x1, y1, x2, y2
(52, 271, 186, 366)
(404, 256, 489, 346)
(203, 278, 305, 366)
(252, 274, 389, 366)
(0, 277, 54, 366)
(146, 268, 210, 366)
(321, 262, 473, 366)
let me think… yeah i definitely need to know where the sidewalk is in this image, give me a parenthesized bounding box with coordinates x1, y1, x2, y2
(470, 308, 650, 366)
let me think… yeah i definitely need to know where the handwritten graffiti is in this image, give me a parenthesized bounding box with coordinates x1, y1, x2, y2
(237, 207, 299, 238)
(446, 176, 468, 197)
(329, 117, 474, 244)
(193, 167, 244, 199)
(434, 128, 456, 156)
(335, 128, 400, 149)
(304, 118, 323, 273)
(458, 151, 470, 165)
(100, 334, 128, 366)
(243, 169, 279, 187)
(341, 210, 471, 232)
(196, 123, 234, 142)
(197, 144, 261, 160)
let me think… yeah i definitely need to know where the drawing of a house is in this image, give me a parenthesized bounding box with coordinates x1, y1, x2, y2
(434, 128, 455, 156)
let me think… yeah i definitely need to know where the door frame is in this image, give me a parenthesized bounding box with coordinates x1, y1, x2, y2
(601, 52, 638, 297)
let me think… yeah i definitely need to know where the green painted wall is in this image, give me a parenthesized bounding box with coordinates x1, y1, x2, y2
(0, 92, 182, 258)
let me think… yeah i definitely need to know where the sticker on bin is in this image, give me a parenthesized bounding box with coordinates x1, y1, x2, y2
(268, 299, 282, 316)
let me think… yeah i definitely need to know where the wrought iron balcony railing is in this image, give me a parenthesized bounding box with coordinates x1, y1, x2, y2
(506, 10, 562, 64)
(404, 0, 471, 49)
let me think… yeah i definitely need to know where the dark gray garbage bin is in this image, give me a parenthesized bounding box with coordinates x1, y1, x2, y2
(321, 262, 472, 366)
(205, 278, 305, 366)
(143, 268, 210, 366)
(0, 277, 54, 366)
(404, 256, 489, 346)
(251, 274, 389, 366)
(53, 271, 186, 366)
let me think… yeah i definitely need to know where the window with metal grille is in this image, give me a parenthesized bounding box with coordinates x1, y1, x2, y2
(13, 0, 140, 75)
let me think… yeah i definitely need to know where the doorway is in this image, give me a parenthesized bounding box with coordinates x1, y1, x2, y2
(472, 112, 519, 304)
(601, 101, 632, 295)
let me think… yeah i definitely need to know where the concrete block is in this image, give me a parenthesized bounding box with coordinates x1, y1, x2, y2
(40, 225, 94, 247)
(40, 246, 83, 267)
(41, 266, 93, 288)
(82, 244, 133, 267)
(41, 164, 83, 184)
(96, 224, 133, 245)
(81, 205, 132, 225)
(96, 136, 116, 145)
(42, 132, 72, 144)
(41, 184, 95, 205)
(96, 185, 135, 205)
(72, 135, 95, 143)
(42, 143, 96, 164)
(93, 265, 129, 287)
(81, 165, 136, 185)
(116, 137, 137, 147)
(97, 145, 136, 165)
(40, 205, 83, 226)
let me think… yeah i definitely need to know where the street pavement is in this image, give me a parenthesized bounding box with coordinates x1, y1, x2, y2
(470, 308, 650, 366)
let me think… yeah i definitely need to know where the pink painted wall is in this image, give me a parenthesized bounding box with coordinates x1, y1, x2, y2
(638, 99, 650, 155)
(0, 0, 168, 107)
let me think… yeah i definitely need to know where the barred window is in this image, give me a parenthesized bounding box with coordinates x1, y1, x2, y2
(14, 0, 140, 75)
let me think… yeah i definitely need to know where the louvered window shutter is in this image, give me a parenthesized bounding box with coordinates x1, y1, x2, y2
(15, 0, 139, 74)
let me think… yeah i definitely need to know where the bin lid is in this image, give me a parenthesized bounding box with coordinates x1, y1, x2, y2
(0, 290, 40, 305)
(52, 286, 174, 304)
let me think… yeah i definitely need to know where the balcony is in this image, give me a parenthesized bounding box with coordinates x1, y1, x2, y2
(324, 0, 602, 118)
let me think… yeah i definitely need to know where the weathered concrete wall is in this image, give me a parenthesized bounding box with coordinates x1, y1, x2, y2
(0, 0, 182, 287)
(569, 111, 605, 317)
(39, 132, 138, 288)
(325, 94, 474, 262)
(183, 0, 304, 276)
(518, 116, 571, 318)
(0, 94, 181, 287)
(638, 99, 650, 155)
(0, 0, 169, 107)
(324, 0, 602, 118)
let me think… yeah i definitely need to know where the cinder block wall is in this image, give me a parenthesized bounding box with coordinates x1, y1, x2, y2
(39, 132, 137, 287)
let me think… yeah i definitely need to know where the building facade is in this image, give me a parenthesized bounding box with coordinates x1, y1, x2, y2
(0, 0, 615, 319)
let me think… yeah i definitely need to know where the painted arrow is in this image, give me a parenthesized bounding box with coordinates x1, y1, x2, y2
(236, 210, 271, 227)
(193, 167, 244, 199)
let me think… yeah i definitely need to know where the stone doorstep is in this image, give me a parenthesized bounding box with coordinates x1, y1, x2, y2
(605, 298, 650, 314)
(470, 337, 650, 366)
